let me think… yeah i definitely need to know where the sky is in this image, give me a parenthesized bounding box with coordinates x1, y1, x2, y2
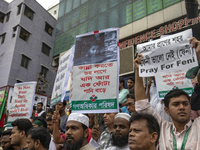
(4, 0, 59, 9)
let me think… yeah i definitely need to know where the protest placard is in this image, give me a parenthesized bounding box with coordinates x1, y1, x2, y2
(34, 94, 47, 109)
(137, 29, 198, 77)
(70, 28, 119, 113)
(156, 70, 193, 99)
(0, 90, 6, 119)
(51, 46, 74, 106)
(7, 82, 36, 128)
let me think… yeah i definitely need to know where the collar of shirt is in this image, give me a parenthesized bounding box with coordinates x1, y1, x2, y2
(172, 120, 192, 135)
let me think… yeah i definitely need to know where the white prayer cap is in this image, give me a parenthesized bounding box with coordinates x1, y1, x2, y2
(115, 113, 131, 122)
(68, 113, 89, 127)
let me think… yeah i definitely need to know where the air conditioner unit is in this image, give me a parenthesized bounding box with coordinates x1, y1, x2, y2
(119, 46, 135, 75)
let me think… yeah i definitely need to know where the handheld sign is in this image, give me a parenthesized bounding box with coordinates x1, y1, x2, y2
(51, 46, 74, 106)
(70, 28, 119, 113)
(137, 29, 198, 77)
(7, 82, 36, 128)
(156, 70, 193, 99)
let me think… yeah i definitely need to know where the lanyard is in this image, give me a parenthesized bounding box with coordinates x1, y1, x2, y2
(171, 126, 191, 150)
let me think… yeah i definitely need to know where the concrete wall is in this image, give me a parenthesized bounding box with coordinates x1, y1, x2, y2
(0, 0, 57, 95)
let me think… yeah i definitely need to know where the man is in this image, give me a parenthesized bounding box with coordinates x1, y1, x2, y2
(31, 106, 36, 119)
(129, 113, 160, 150)
(127, 77, 134, 92)
(119, 78, 129, 107)
(26, 127, 51, 150)
(134, 51, 200, 149)
(47, 116, 59, 150)
(35, 102, 46, 119)
(46, 108, 54, 119)
(64, 113, 94, 150)
(1, 130, 18, 150)
(10, 118, 33, 150)
(90, 113, 116, 150)
(146, 77, 159, 109)
(56, 101, 68, 131)
(32, 116, 47, 128)
(126, 94, 136, 115)
(106, 113, 131, 150)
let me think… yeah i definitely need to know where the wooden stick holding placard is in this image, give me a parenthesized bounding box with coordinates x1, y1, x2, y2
(94, 114, 98, 125)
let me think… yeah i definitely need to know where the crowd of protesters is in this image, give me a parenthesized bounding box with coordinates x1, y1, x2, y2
(0, 37, 200, 150)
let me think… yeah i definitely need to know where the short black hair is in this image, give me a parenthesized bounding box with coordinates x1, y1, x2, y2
(33, 116, 47, 128)
(27, 127, 51, 149)
(37, 102, 43, 107)
(119, 77, 125, 87)
(11, 119, 33, 136)
(62, 100, 67, 106)
(129, 113, 160, 146)
(164, 89, 190, 108)
(128, 77, 135, 82)
(46, 116, 52, 122)
(47, 108, 54, 115)
(2, 129, 12, 136)
(127, 94, 135, 102)
(81, 123, 88, 138)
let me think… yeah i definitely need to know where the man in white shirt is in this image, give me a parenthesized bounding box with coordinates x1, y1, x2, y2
(134, 48, 200, 149)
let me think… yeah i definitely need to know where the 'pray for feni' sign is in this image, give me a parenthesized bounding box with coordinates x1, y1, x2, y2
(137, 29, 199, 77)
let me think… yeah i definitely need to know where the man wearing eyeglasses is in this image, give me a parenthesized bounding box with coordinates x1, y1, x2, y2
(126, 94, 136, 115)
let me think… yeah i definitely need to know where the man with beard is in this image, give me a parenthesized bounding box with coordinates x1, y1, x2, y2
(105, 113, 131, 150)
(64, 113, 94, 150)
(127, 77, 134, 92)
(56, 101, 68, 131)
(1, 130, 18, 150)
(35, 102, 46, 119)
(10, 118, 33, 150)
(26, 127, 51, 150)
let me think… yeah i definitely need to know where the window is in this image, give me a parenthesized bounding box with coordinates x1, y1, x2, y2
(19, 27, 30, 42)
(0, 12, 5, 23)
(21, 55, 30, 69)
(17, 4, 22, 15)
(6, 12, 10, 22)
(42, 43, 51, 56)
(54, 10, 57, 15)
(45, 22, 54, 36)
(24, 5, 34, 20)
(0, 33, 6, 44)
(41, 66, 48, 78)
(12, 26, 18, 38)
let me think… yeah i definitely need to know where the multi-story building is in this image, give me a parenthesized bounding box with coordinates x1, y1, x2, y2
(0, 0, 57, 95)
(53, 0, 200, 83)
(47, 1, 59, 20)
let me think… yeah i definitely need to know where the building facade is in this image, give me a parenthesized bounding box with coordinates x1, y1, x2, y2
(0, 0, 57, 95)
(53, 0, 200, 80)
(47, 2, 59, 20)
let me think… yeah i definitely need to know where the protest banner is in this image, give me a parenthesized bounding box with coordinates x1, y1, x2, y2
(70, 28, 119, 113)
(7, 82, 36, 128)
(34, 94, 47, 110)
(137, 29, 198, 77)
(156, 70, 193, 99)
(51, 46, 74, 106)
(0, 90, 6, 119)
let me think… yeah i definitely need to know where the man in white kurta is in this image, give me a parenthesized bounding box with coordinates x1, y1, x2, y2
(134, 51, 200, 150)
